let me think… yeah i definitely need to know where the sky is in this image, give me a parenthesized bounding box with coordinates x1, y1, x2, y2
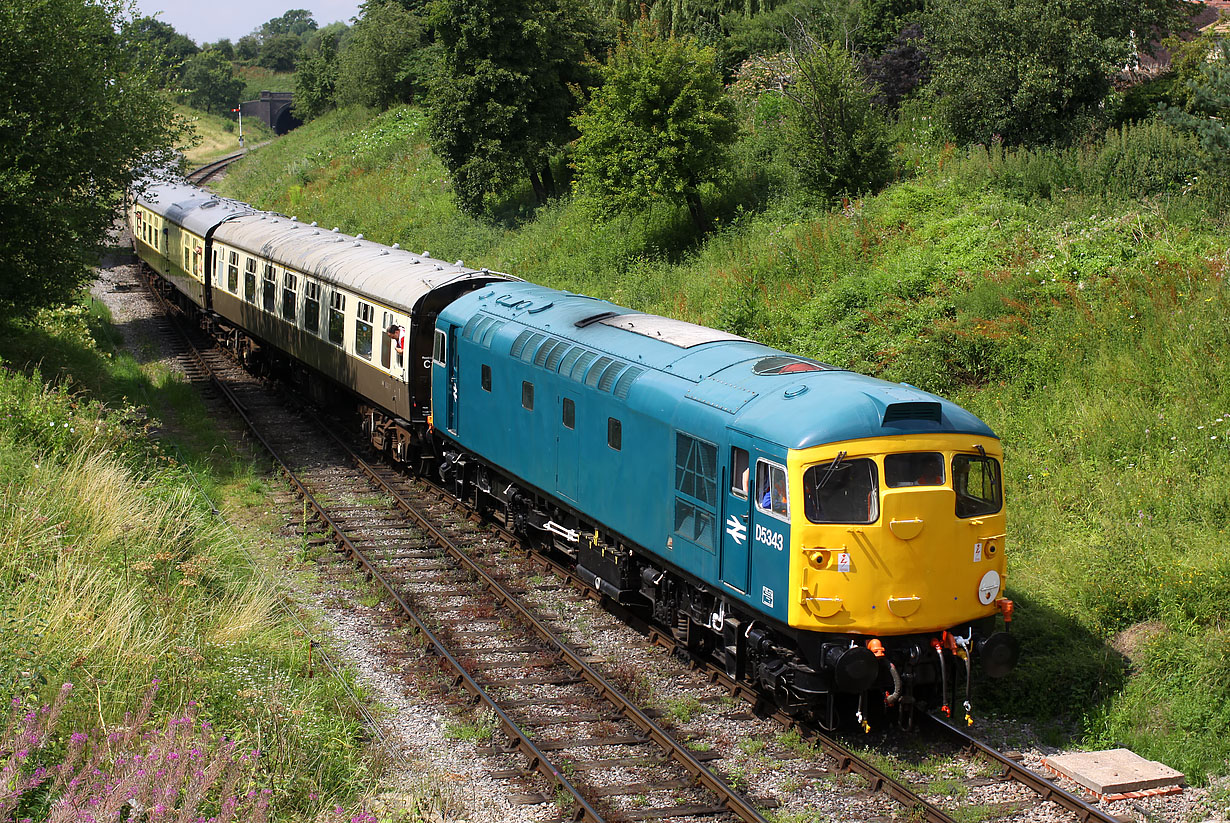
(134, 0, 362, 44)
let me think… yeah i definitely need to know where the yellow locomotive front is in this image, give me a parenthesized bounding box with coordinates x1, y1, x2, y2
(785, 434, 1018, 720)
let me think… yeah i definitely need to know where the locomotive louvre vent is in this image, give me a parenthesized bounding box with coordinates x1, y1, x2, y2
(534, 338, 563, 368)
(510, 329, 536, 359)
(479, 319, 505, 348)
(558, 346, 585, 375)
(570, 351, 598, 382)
(462, 314, 484, 340)
(585, 356, 615, 388)
(882, 401, 942, 425)
(520, 332, 547, 363)
(597, 361, 626, 393)
(613, 366, 646, 399)
(546, 342, 571, 371)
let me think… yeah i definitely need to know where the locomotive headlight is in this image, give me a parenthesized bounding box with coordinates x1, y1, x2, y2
(977, 570, 1001, 605)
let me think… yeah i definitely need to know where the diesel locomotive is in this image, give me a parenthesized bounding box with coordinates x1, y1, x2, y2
(130, 176, 1019, 727)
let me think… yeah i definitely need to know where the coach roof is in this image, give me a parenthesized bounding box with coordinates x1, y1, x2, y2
(211, 211, 518, 309)
(135, 178, 253, 237)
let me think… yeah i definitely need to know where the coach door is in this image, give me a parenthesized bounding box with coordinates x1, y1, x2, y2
(720, 435, 756, 593)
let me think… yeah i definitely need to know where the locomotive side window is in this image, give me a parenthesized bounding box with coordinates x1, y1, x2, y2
(562, 397, 575, 429)
(522, 381, 534, 411)
(802, 458, 878, 524)
(885, 452, 945, 487)
(675, 433, 718, 549)
(731, 447, 750, 497)
(303, 282, 321, 334)
(356, 301, 374, 359)
(953, 455, 1002, 517)
(607, 418, 621, 450)
(481, 364, 491, 392)
(328, 292, 345, 346)
(281, 271, 297, 321)
(432, 329, 446, 366)
(244, 258, 257, 302)
(756, 460, 789, 519)
(227, 251, 239, 293)
(262, 264, 276, 311)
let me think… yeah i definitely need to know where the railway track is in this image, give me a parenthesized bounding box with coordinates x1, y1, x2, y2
(134, 270, 1130, 823)
(185, 150, 248, 185)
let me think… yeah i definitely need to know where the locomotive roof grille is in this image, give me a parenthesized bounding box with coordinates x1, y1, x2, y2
(883, 401, 943, 425)
(585, 356, 615, 388)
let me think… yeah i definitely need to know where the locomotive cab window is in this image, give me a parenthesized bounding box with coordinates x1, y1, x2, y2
(328, 292, 345, 346)
(262, 264, 276, 311)
(281, 271, 297, 321)
(227, 251, 239, 293)
(953, 454, 1002, 517)
(731, 447, 750, 497)
(756, 461, 789, 519)
(432, 329, 446, 366)
(244, 258, 257, 302)
(885, 452, 945, 487)
(802, 458, 878, 524)
(608, 418, 622, 450)
(356, 302, 374, 359)
(303, 282, 321, 334)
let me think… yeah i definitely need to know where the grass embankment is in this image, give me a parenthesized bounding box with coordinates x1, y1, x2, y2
(237, 67, 296, 103)
(219, 105, 1230, 780)
(0, 300, 379, 817)
(177, 105, 275, 166)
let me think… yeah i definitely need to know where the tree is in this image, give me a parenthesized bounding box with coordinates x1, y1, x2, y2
(572, 22, 735, 230)
(428, 0, 601, 213)
(236, 34, 260, 62)
(118, 14, 199, 86)
(259, 33, 302, 71)
(181, 50, 245, 114)
(781, 31, 891, 199)
(260, 8, 318, 39)
(206, 38, 235, 60)
(1161, 39, 1230, 197)
(335, 2, 424, 109)
(860, 21, 928, 110)
(295, 30, 341, 120)
(926, 0, 1186, 145)
(0, 0, 185, 312)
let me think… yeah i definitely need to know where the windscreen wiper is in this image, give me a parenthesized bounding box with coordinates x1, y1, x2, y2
(815, 450, 848, 490)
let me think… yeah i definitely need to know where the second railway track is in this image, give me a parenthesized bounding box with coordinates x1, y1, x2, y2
(134, 268, 1135, 823)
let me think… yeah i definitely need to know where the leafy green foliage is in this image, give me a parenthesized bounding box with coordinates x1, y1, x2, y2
(781, 33, 891, 200)
(335, 2, 426, 110)
(181, 50, 245, 114)
(926, 0, 1186, 145)
(428, 0, 600, 213)
(118, 15, 200, 86)
(295, 30, 341, 121)
(572, 22, 735, 230)
(0, 0, 185, 312)
(1161, 39, 1230, 202)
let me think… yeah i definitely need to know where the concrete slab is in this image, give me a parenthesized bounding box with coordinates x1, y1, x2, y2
(1042, 749, 1184, 800)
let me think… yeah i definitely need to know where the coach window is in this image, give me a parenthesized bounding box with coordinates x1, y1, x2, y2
(303, 282, 321, 334)
(281, 271, 297, 321)
(183, 244, 191, 271)
(562, 397, 575, 429)
(262, 264, 276, 311)
(226, 251, 239, 293)
(731, 447, 750, 497)
(356, 302, 374, 359)
(328, 292, 345, 346)
(244, 258, 257, 302)
(756, 460, 789, 520)
(607, 418, 621, 451)
(481, 364, 491, 392)
(380, 311, 393, 369)
(522, 381, 534, 411)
